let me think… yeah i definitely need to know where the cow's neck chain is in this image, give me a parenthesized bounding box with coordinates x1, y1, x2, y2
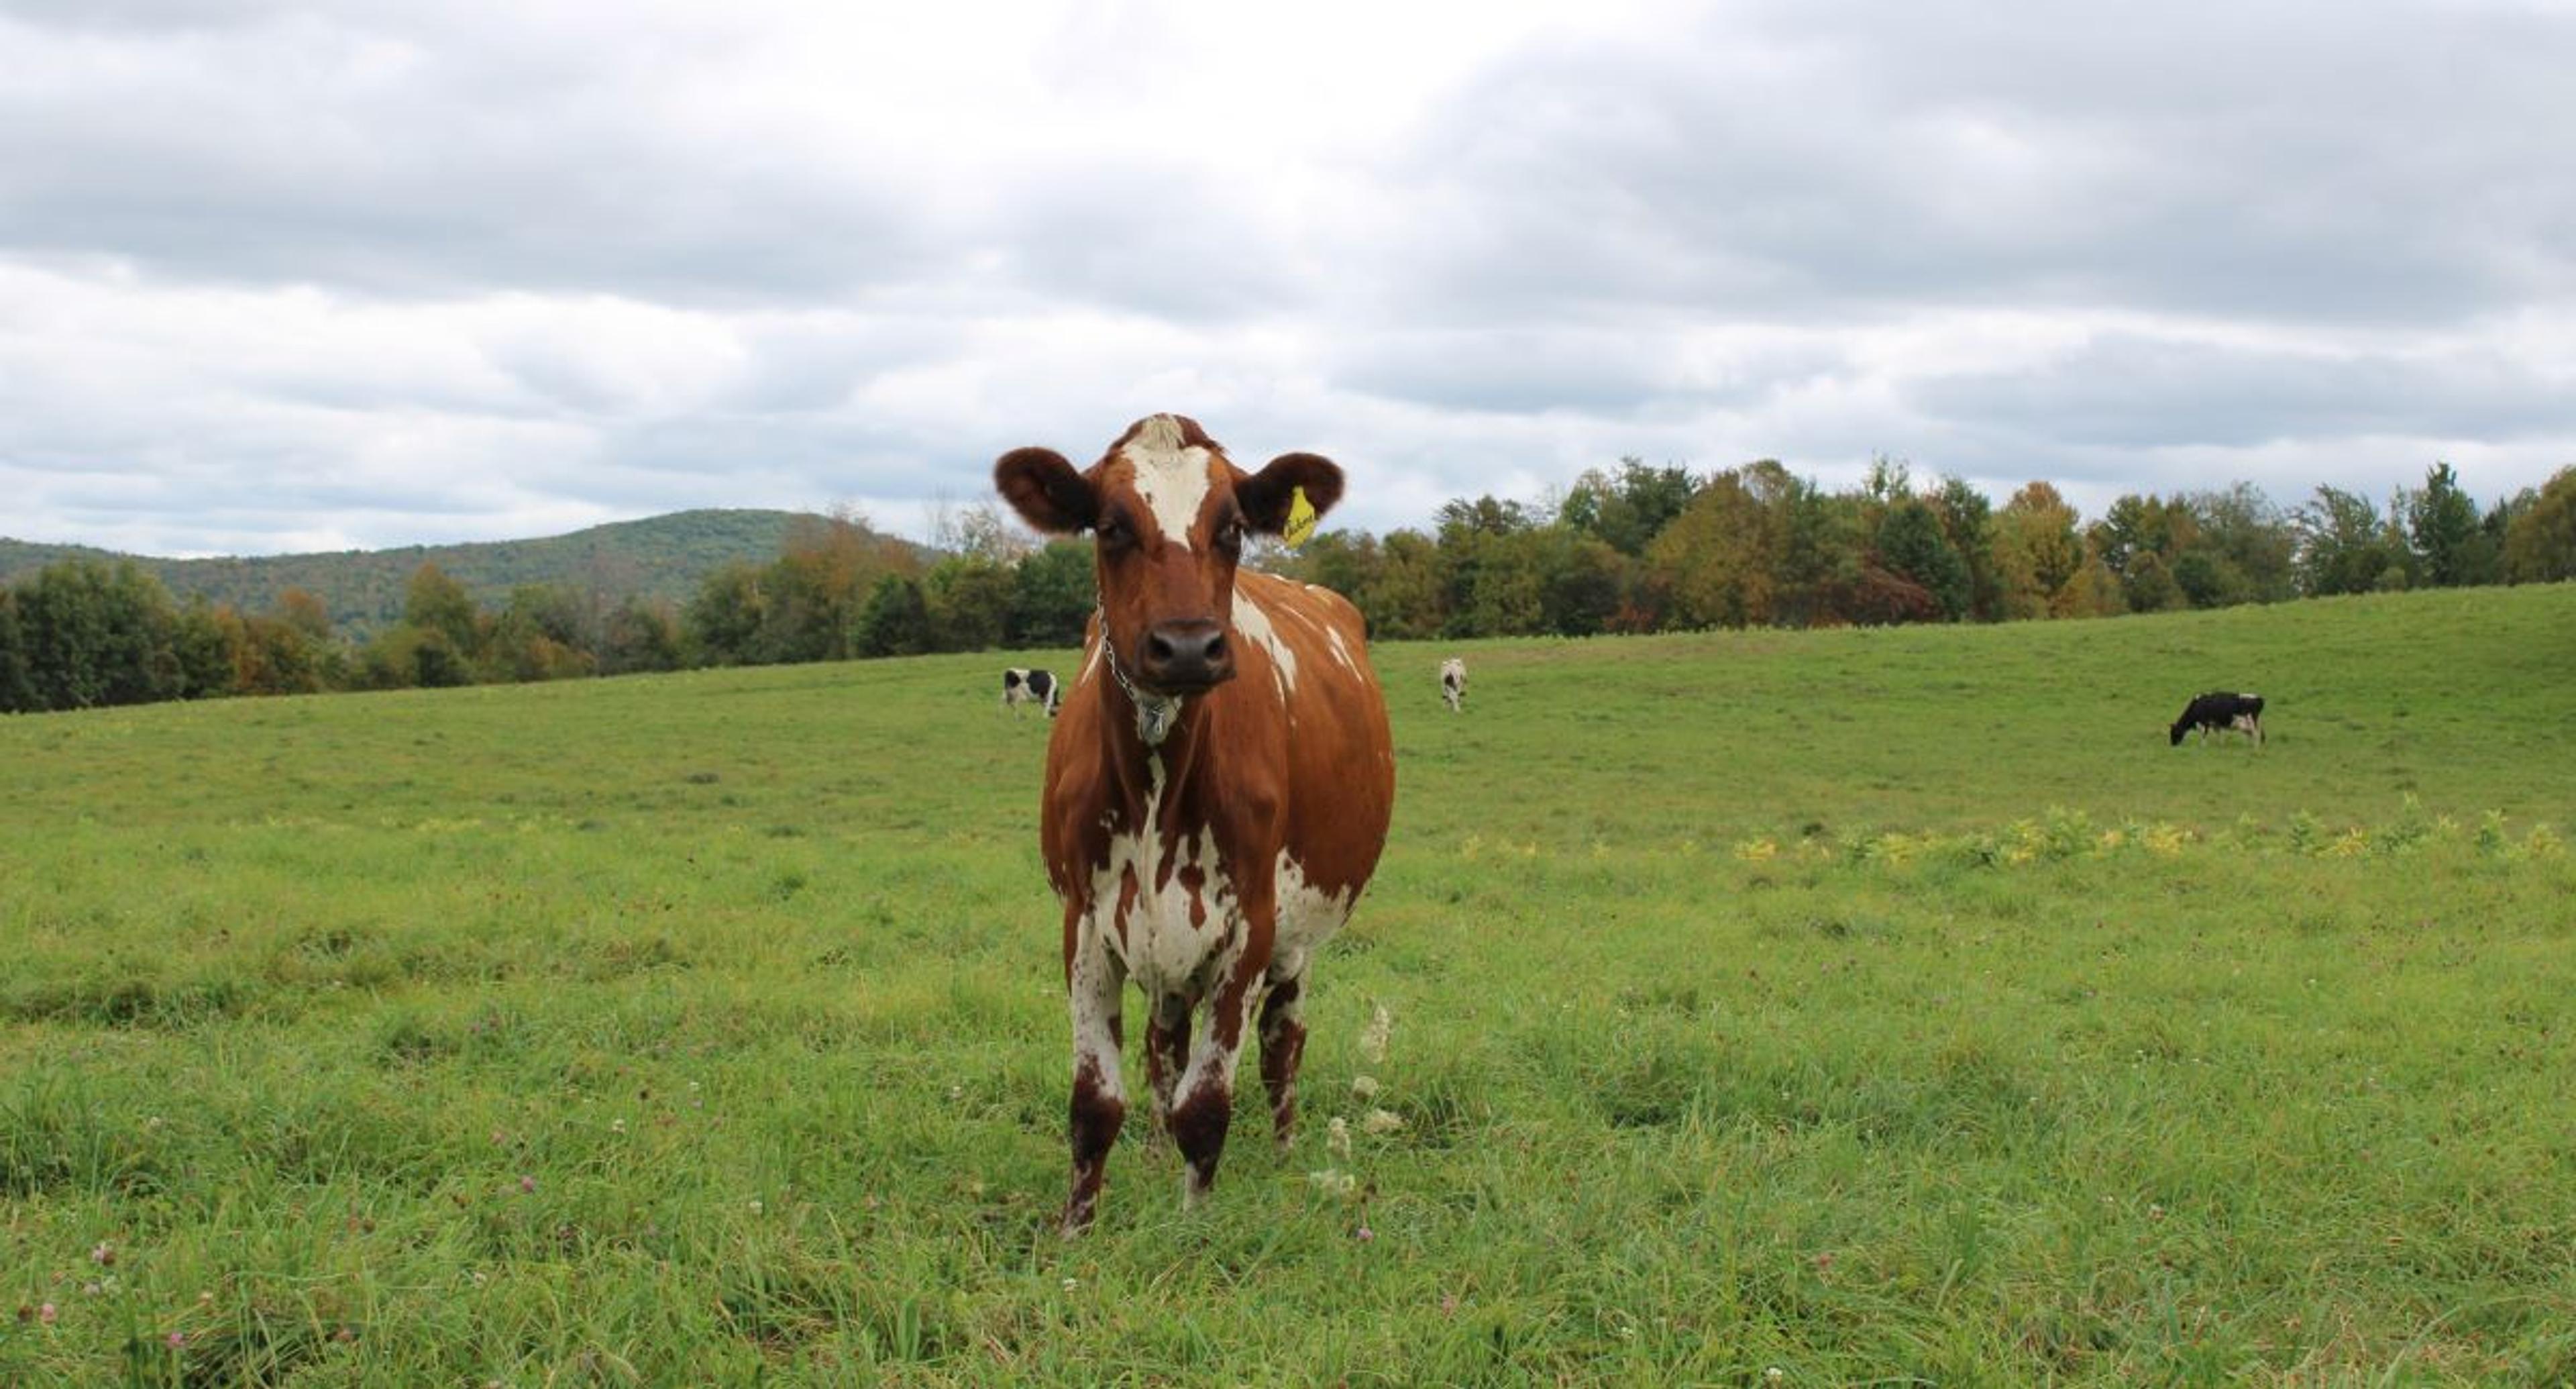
(1094, 607, 1181, 748)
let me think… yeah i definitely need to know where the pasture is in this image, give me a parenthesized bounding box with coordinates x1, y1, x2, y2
(3, 584, 2573, 1385)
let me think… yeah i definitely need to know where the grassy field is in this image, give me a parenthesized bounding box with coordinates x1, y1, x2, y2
(2, 584, 2572, 1385)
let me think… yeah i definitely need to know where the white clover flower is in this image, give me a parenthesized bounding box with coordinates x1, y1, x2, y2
(1327, 1117, 1352, 1158)
(1350, 1075, 1380, 1100)
(1361, 1108, 1406, 1136)
(1307, 1168, 1357, 1198)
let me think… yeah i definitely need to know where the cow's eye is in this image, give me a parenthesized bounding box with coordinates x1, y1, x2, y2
(1095, 516, 1131, 549)
(1214, 516, 1244, 552)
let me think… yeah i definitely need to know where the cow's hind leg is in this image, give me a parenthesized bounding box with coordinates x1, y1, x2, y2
(1061, 940, 1128, 1235)
(1256, 951, 1311, 1154)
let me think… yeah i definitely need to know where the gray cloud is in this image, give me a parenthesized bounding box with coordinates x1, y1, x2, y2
(3, 0, 2573, 560)
(1378, 0, 2576, 327)
(1913, 332, 2576, 453)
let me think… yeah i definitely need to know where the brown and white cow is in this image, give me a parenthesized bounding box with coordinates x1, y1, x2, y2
(994, 413, 1395, 1233)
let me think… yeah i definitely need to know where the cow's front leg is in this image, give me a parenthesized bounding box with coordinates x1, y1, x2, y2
(1144, 989, 1191, 1136)
(1061, 927, 1127, 1235)
(1256, 949, 1310, 1154)
(1167, 912, 1271, 1205)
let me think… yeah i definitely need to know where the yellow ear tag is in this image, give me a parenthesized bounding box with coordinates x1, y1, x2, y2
(1283, 485, 1319, 549)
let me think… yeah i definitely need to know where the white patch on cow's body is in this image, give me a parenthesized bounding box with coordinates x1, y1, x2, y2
(1274, 852, 1356, 963)
(1122, 415, 1213, 552)
(1092, 758, 1240, 1000)
(1230, 584, 1298, 701)
(1066, 911, 1126, 1136)
(1322, 625, 1358, 675)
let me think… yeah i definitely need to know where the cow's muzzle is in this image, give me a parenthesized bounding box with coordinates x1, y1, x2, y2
(1140, 619, 1234, 692)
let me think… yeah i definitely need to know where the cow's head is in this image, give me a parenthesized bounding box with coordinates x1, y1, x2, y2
(994, 413, 1342, 696)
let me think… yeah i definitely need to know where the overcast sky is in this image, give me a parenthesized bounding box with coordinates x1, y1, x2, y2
(5, 0, 2573, 558)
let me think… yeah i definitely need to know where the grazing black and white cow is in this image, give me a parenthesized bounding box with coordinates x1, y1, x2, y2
(2170, 691, 2263, 747)
(1002, 667, 1062, 717)
(1439, 657, 1466, 713)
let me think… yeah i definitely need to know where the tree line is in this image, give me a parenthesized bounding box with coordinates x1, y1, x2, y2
(0, 511, 1094, 714)
(3, 462, 2571, 715)
(1276, 459, 2576, 639)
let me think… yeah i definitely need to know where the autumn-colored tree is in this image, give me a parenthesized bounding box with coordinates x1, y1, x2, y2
(1992, 482, 2083, 619)
(2502, 466, 2576, 583)
(2049, 537, 2130, 619)
(1646, 469, 1780, 629)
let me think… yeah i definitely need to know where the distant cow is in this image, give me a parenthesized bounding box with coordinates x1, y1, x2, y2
(1439, 657, 1466, 713)
(1002, 668, 1061, 717)
(2171, 691, 2264, 746)
(995, 412, 1395, 1233)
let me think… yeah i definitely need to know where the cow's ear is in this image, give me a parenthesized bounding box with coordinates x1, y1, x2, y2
(994, 447, 1098, 534)
(1237, 452, 1344, 535)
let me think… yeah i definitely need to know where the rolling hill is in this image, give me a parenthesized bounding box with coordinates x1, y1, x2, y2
(0, 509, 896, 637)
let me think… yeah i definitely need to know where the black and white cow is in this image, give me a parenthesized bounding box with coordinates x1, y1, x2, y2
(1439, 657, 1466, 713)
(2170, 691, 2263, 747)
(1002, 667, 1062, 717)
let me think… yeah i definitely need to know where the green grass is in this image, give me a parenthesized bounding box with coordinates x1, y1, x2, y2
(2, 584, 2573, 1385)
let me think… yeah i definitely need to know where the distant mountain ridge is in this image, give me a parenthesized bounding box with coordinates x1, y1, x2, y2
(0, 509, 876, 637)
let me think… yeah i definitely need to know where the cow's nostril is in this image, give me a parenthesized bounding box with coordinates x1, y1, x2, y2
(1147, 632, 1177, 662)
(1204, 633, 1227, 662)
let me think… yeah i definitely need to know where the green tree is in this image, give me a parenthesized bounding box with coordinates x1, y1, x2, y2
(2295, 486, 2404, 597)
(1561, 458, 1699, 556)
(1287, 531, 1383, 609)
(2169, 549, 2249, 610)
(1358, 530, 1447, 641)
(358, 622, 472, 689)
(1928, 476, 2000, 620)
(1534, 531, 1627, 636)
(1874, 499, 1972, 621)
(598, 597, 683, 675)
(402, 564, 480, 654)
(2404, 462, 2489, 587)
(486, 584, 594, 682)
(2182, 482, 2297, 604)
(1008, 539, 1096, 648)
(15, 560, 184, 710)
(0, 586, 35, 713)
(170, 599, 236, 698)
(1434, 497, 1539, 637)
(922, 555, 1014, 652)
(685, 564, 768, 666)
(857, 575, 934, 658)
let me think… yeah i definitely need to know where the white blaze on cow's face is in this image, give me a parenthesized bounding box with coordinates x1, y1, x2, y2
(1122, 415, 1217, 556)
(1091, 415, 1252, 697)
